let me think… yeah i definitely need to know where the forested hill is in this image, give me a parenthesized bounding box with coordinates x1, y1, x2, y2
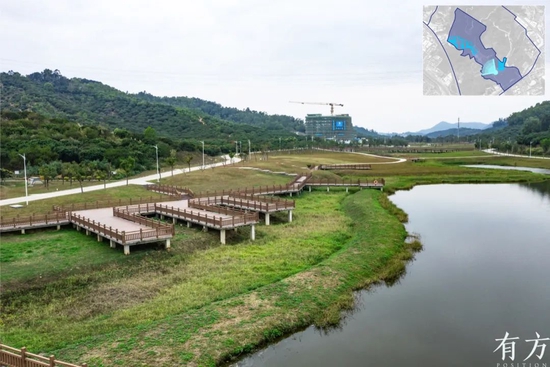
(0, 69, 303, 140)
(133, 92, 305, 133)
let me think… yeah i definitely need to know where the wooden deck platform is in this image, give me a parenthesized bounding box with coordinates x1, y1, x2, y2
(0, 212, 69, 233)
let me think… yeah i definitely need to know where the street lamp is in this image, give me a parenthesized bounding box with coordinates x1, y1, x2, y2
(279, 137, 281, 150)
(235, 141, 238, 155)
(530, 141, 532, 158)
(18, 153, 28, 206)
(248, 139, 251, 159)
(201, 141, 205, 169)
(154, 145, 160, 182)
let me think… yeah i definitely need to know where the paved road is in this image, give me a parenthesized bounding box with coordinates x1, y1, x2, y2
(0, 156, 240, 207)
(483, 148, 550, 160)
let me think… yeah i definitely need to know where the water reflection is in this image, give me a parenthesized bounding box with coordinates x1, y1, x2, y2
(232, 183, 550, 367)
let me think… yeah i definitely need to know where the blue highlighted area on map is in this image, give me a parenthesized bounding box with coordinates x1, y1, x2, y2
(447, 8, 522, 91)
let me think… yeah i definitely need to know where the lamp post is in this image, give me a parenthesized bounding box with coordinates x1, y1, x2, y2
(279, 137, 281, 150)
(154, 145, 160, 182)
(18, 153, 28, 206)
(201, 141, 205, 169)
(248, 139, 251, 159)
(235, 141, 238, 155)
(530, 141, 532, 158)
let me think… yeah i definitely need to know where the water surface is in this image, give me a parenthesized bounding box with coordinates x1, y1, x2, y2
(463, 164, 550, 175)
(232, 182, 550, 367)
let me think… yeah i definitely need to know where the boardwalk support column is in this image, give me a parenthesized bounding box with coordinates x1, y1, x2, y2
(265, 213, 270, 226)
(187, 221, 191, 228)
(327, 186, 330, 192)
(110, 240, 115, 248)
(57, 224, 61, 230)
(97, 234, 101, 242)
(86, 229, 90, 235)
(124, 245, 130, 255)
(172, 217, 176, 224)
(21, 229, 25, 234)
(288, 210, 293, 223)
(250, 224, 256, 241)
(309, 186, 311, 192)
(165, 239, 171, 249)
(220, 229, 226, 244)
(346, 187, 349, 193)
(290, 192, 293, 197)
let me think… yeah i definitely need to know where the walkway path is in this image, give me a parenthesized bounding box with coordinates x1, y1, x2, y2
(0, 156, 239, 207)
(483, 148, 550, 160)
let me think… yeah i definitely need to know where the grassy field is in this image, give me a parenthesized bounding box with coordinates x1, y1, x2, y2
(1, 149, 548, 366)
(0, 179, 110, 200)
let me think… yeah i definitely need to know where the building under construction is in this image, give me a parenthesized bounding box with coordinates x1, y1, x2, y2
(305, 114, 355, 140)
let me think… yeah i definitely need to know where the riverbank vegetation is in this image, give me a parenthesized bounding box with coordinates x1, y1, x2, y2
(1, 150, 548, 366)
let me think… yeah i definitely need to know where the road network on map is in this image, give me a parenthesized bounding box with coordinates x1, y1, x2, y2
(423, 6, 545, 96)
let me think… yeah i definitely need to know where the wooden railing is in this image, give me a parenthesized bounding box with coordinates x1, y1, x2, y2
(113, 208, 174, 234)
(319, 164, 372, 170)
(306, 178, 385, 186)
(154, 204, 258, 229)
(188, 201, 251, 216)
(0, 212, 68, 229)
(68, 212, 173, 244)
(145, 184, 195, 198)
(52, 196, 173, 213)
(0, 344, 87, 367)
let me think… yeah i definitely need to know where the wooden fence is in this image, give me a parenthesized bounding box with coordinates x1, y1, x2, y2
(319, 164, 372, 170)
(306, 178, 385, 186)
(0, 344, 87, 367)
(0, 212, 69, 230)
(144, 184, 195, 198)
(154, 203, 258, 229)
(112, 208, 174, 233)
(52, 196, 173, 213)
(68, 213, 173, 244)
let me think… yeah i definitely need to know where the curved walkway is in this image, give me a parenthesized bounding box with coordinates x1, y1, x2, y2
(483, 148, 550, 160)
(0, 156, 240, 207)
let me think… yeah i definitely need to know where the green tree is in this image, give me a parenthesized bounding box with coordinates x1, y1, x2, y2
(165, 149, 177, 176)
(73, 162, 89, 193)
(119, 157, 136, 186)
(143, 126, 157, 143)
(0, 168, 13, 183)
(38, 163, 57, 188)
(228, 152, 235, 164)
(184, 154, 193, 172)
(541, 138, 550, 155)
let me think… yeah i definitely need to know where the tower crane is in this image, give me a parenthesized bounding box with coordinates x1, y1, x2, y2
(289, 101, 344, 116)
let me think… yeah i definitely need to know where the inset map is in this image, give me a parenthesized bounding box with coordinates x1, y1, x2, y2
(423, 6, 545, 95)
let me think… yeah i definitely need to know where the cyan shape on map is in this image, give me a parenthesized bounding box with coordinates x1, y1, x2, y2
(447, 8, 522, 91)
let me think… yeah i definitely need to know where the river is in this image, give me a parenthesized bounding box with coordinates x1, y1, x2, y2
(232, 181, 550, 367)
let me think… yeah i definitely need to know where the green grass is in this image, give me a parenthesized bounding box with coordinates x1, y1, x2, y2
(1, 185, 170, 216)
(0, 229, 135, 283)
(1, 149, 549, 366)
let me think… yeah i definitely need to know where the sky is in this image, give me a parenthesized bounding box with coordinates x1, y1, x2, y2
(1, 0, 548, 133)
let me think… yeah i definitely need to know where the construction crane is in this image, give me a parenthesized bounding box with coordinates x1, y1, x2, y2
(289, 101, 344, 116)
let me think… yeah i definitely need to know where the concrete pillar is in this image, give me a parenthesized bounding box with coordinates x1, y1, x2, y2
(57, 224, 61, 230)
(110, 240, 116, 248)
(21, 229, 25, 234)
(160, 214, 164, 220)
(327, 186, 330, 192)
(203, 225, 208, 232)
(76, 226, 81, 232)
(97, 234, 102, 242)
(220, 229, 226, 244)
(265, 213, 270, 226)
(165, 239, 171, 249)
(172, 217, 176, 224)
(250, 224, 256, 241)
(308, 186, 311, 192)
(290, 192, 293, 197)
(86, 229, 90, 236)
(288, 210, 293, 223)
(187, 221, 191, 228)
(124, 245, 130, 255)
(346, 187, 349, 193)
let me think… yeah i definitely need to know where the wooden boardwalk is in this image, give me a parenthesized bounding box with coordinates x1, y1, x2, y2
(1, 172, 385, 251)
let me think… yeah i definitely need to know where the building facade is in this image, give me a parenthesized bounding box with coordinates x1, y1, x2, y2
(304, 114, 355, 140)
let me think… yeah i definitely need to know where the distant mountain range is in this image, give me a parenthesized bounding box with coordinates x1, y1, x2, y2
(403, 121, 491, 136)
